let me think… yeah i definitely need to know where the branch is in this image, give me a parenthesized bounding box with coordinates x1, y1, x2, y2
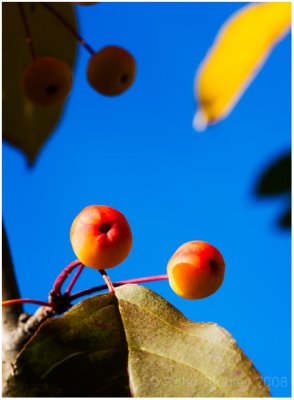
(2, 223, 23, 322)
(2, 222, 23, 385)
(2, 224, 57, 388)
(13, 306, 56, 350)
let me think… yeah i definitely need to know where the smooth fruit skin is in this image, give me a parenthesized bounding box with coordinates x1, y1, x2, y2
(194, 2, 291, 130)
(22, 56, 73, 107)
(167, 241, 225, 300)
(70, 205, 132, 269)
(87, 46, 136, 96)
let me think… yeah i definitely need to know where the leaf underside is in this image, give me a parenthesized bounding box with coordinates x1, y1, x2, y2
(3, 2, 77, 165)
(4, 285, 271, 397)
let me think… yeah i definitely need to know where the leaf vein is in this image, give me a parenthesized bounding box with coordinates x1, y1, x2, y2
(131, 347, 225, 395)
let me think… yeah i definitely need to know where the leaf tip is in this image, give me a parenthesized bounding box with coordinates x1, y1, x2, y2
(193, 110, 208, 132)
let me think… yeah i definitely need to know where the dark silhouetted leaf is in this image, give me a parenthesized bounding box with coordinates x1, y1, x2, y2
(256, 153, 291, 196)
(256, 151, 291, 230)
(3, 3, 77, 164)
(4, 285, 270, 397)
(279, 207, 291, 229)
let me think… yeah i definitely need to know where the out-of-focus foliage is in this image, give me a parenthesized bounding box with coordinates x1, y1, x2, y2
(256, 152, 291, 229)
(257, 153, 291, 196)
(193, 3, 291, 130)
(2, 3, 77, 164)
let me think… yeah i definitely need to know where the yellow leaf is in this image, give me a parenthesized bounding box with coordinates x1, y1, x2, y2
(194, 3, 291, 131)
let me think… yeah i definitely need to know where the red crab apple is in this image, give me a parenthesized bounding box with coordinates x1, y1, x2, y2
(167, 241, 225, 300)
(70, 205, 132, 269)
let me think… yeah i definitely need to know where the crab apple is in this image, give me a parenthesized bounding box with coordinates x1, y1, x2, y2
(87, 46, 136, 96)
(167, 241, 225, 300)
(22, 56, 72, 107)
(70, 205, 132, 269)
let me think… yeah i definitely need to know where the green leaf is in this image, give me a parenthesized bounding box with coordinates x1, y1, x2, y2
(4, 292, 130, 397)
(4, 285, 270, 397)
(117, 285, 270, 397)
(3, 3, 77, 165)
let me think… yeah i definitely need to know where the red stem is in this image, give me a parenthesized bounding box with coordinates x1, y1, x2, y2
(18, 3, 37, 59)
(52, 260, 81, 295)
(70, 274, 169, 301)
(65, 264, 85, 294)
(40, 2, 95, 55)
(2, 298, 53, 308)
(2, 274, 169, 310)
(98, 269, 115, 293)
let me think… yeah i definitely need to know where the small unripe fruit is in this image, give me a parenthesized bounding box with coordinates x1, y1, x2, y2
(22, 56, 72, 107)
(87, 46, 136, 96)
(167, 241, 225, 300)
(70, 205, 132, 269)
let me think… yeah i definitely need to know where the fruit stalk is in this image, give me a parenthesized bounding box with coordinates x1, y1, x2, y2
(98, 269, 115, 293)
(2, 274, 169, 307)
(65, 264, 85, 294)
(69, 274, 169, 301)
(52, 259, 82, 295)
(40, 2, 95, 55)
(18, 2, 37, 59)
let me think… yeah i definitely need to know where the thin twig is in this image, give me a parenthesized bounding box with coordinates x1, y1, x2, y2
(2, 298, 53, 308)
(52, 259, 81, 295)
(40, 2, 95, 55)
(70, 274, 169, 301)
(18, 3, 37, 59)
(2, 274, 169, 307)
(65, 264, 85, 294)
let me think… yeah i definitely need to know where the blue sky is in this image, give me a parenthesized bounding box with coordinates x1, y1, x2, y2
(3, 2, 291, 397)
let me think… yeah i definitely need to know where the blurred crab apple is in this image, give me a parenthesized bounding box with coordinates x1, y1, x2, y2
(87, 45, 136, 96)
(22, 56, 72, 107)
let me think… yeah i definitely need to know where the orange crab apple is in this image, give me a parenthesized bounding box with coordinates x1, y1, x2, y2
(70, 205, 132, 269)
(167, 241, 225, 300)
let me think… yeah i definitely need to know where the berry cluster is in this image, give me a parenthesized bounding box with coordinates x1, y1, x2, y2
(19, 3, 136, 107)
(71, 205, 226, 300)
(2, 205, 226, 313)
